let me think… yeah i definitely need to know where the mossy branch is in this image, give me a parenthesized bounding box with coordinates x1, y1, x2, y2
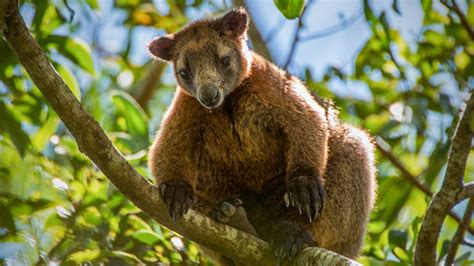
(0, 1, 359, 265)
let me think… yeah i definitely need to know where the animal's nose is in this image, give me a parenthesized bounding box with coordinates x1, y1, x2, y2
(198, 86, 220, 108)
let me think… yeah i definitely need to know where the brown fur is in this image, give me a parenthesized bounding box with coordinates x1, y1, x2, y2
(148, 9, 376, 262)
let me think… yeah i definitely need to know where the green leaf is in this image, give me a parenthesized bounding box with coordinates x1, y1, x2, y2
(274, 0, 305, 19)
(31, 114, 58, 151)
(438, 240, 450, 262)
(363, 0, 377, 24)
(454, 252, 471, 263)
(0, 203, 16, 238)
(41, 35, 95, 75)
(33, 2, 65, 36)
(85, 0, 100, 9)
(56, 63, 81, 100)
(110, 251, 142, 264)
(68, 249, 101, 263)
(110, 90, 149, 149)
(388, 229, 407, 249)
(421, 0, 432, 14)
(0, 102, 31, 156)
(132, 229, 161, 245)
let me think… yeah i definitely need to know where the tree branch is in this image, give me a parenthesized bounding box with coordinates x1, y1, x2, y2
(283, 1, 313, 70)
(133, 62, 166, 111)
(440, 0, 474, 40)
(375, 137, 474, 235)
(234, 0, 273, 61)
(444, 197, 474, 266)
(459, 182, 474, 201)
(0, 1, 359, 265)
(415, 92, 474, 265)
(299, 9, 363, 41)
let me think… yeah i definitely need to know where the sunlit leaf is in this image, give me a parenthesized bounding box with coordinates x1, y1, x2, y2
(68, 249, 101, 263)
(0, 102, 31, 156)
(110, 90, 149, 150)
(133, 229, 161, 245)
(85, 0, 100, 9)
(31, 114, 58, 152)
(274, 0, 305, 19)
(110, 251, 142, 264)
(421, 0, 432, 14)
(56, 63, 81, 100)
(41, 35, 96, 75)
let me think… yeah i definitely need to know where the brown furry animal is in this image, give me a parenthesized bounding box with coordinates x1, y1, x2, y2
(148, 8, 377, 263)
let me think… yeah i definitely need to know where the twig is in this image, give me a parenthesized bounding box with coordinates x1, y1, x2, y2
(264, 18, 285, 43)
(375, 137, 474, 235)
(133, 62, 166, 111)
(375, 137, 432, 196)
(283, 1, 313, 70)
(299, 9, 363, 41)
(440, 0, 474, 40)
(63, 0, 75, 23)
(444, 198, 474, 265)
(415, 92, 474, 265)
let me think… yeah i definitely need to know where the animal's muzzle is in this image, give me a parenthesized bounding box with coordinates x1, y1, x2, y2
(197, 85, 221, 108)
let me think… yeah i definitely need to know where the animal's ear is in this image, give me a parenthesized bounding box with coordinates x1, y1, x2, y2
(148, 34, 175, 61)
(221, 8, 249, 38)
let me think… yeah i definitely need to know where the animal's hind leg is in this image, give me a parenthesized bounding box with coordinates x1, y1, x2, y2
(311, 124, 377, 258)
(211, 197, 257, 236)
(197, 197, 257, 266)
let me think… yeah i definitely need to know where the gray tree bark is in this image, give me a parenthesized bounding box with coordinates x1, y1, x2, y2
(415, 93, 474, 265)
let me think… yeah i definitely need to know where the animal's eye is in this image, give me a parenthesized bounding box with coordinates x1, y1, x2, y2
(221, 56, 231, 67)
(178, 70, 190, 79)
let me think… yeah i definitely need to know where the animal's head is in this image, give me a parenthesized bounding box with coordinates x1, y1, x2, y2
(148, 8, 252, 109)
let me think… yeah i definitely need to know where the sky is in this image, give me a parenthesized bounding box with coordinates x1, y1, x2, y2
(12, 0, 459, 103)
(89, 0, 424, 74)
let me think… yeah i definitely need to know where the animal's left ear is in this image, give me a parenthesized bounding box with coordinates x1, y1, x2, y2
(221, 8, 249, 38)
(148, 34, 175, 62)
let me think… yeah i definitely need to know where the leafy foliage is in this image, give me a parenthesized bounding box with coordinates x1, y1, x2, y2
(0, 0, 473, 265)
(274, 0, 305, 19)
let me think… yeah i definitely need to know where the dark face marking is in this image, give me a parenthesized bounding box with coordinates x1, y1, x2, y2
(175, 41, 244, 109)
(149, 8, 251, 109)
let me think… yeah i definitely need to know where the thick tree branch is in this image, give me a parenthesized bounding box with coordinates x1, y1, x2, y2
(444, 197, 474, 266)
(0, 1, 359, 265)
(415, 93, 474, 265)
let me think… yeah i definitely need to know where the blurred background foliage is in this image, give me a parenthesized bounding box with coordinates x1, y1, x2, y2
(0, 0, 473, 265)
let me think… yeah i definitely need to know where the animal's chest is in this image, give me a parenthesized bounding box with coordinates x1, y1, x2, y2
(194, 108, 285, 199)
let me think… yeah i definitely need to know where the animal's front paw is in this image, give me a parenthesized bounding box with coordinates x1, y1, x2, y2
(284, 176, 326, 222)
(270, 221, 315, 261)
(158, 180, 194, 223)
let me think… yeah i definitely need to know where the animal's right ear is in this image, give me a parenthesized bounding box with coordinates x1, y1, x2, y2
(221, 8, 249, 39)
(148, 34, 175, 62)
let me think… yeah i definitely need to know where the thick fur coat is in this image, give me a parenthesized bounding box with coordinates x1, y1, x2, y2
(148, 8, 377, 262)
